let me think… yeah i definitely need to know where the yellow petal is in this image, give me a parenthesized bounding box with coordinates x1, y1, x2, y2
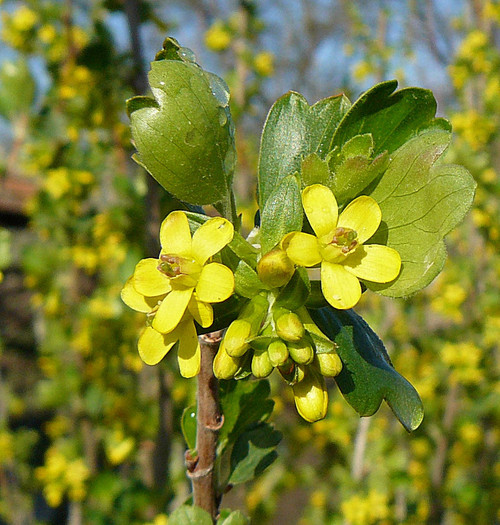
(321, 261, 361, 309)
(121, 276, 162, 312)
(159, 211, 192, 256)
(152, 287, 193, 333)
(188, 295, 214, 328)
(191, 217, 234, 265)
(196, 263, 234, 303)
(337, 196, 381, 244)
(138, 326, 177, 365)
(133, 258, 171, 296)
(177, 320, 200, 377)
(285, 232, 322, 267)
(343, 244, 401, 283)
(302, 184, 338, 238)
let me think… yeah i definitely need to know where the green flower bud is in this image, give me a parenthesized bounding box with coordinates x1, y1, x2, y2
(287, 338, 314, 365)
(213, 342, 241, 379)
(274, 307, 304, 342)
(251, 348, 273, 378)
(268, 339, 289, 367)
(224, 319, 252, 357)
(315, 352, 342, 377)
(257, 247, 295, 288)
(292, 368, 328, 422)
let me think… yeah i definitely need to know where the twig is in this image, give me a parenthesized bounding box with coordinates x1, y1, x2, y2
(187, 331, 224, 522)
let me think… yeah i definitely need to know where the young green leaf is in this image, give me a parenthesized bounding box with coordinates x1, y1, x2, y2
(330, 80, 449, 156)
(169, 505, 213, 525)
(127, 59, 235, 206)
(367, 129, 476, 297)
(258, 92, 350, 208)
(311, 307, 424, 432)
(260, 174, 302, 254)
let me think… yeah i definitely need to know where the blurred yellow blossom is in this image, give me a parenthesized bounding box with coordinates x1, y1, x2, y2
(341, 489, 390, 524)
(205, 21, 231, 51)
(254, 51, 275, 76)
(451, 110, 495, 150)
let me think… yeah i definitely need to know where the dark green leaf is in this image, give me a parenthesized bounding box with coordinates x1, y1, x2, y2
(229, 423, 281, 485)
(330, 80, 449, 156)
(275, 267, 311, 310)
(169, 505, 212, 525)
(258, 92, 350, 208)
(128, 60, 235, 205)
(181, 405, 197, 451)
(311, 308, 424, 432)
(260, 174, 302, 254)
(368, 130, 476, 297)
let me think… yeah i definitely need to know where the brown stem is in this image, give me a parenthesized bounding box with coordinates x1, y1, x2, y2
(188, 331, 224, 522)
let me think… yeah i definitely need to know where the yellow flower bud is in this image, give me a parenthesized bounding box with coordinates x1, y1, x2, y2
(268, 339, 289, 367)
(251, 348, 273, 378)
(274, 307, 304, 342)
(224, 319, 252, 357)
(292, 369, 328, 422)
(213, 343, 240, 379)
(315, 352, 342, 377)
(287, 338, 314, 365)
(257, 248, 295, 288)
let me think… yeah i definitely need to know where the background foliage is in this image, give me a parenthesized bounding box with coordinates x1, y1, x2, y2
(0, 1, 498, 524)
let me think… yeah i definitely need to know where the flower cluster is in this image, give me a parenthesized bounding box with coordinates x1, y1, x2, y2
(122, 211, 234, 377)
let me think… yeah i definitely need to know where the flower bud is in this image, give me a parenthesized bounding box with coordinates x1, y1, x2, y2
(251, 348, 273, 378)
(292, 369, 328, 422)
(213, 342, 241, 379)
(315, 352, 342, 377)
(268, 339, 289, 367)
(274, 307, 304, 342)
(287, 338, 314, 365)
(257, 248, 295, 288)
(224, 319, 252, 357)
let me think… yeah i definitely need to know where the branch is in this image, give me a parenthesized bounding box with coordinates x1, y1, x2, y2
(187, 331, 224, 523)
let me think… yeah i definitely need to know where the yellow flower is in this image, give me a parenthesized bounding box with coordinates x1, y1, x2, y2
(121, 211, 234, 377)
(254, 51, 275, 77)
(205, 21, 231, 51)
(283, 184, 401, 309)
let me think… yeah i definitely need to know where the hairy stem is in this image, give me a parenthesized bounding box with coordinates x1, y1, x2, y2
(189, 331, 224, 522)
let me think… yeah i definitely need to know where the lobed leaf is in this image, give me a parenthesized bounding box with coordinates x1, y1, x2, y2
(311, 307, 424, 432)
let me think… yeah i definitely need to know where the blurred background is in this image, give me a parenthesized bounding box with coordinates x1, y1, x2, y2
(0, 1, 498, 524)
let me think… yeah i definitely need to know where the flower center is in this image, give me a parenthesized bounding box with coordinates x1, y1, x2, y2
(320, 227, 358, 263)
(158, 254, 201, 286)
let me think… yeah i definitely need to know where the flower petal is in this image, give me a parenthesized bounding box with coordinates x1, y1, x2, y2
(152, 287, 193, 333)
(133, 258, 171, 296)
(138, 326, 177, 365)
(121, 276, 162, 312)
(196, 263, 234, 303)
(302, 184, 338, 238)
(188, 295, 214, 328)
(285, 232, 322, 267)
(159, 211, 192, 256)
(343, 245, 401, 283)
(177, 320, 200, 377)
(337, 196, 381, 244)
(191, 217, 234, 265)
(321, 261, 361, 309)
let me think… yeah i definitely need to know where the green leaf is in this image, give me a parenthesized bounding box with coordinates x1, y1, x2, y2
(217, 510, 250, 525)
(0, 59, 35, 119)
(234, 260, 266, 298)
(367, 129, 476, 297)
(330, 80, 450, 156)
(229, 423, 281, 485)
(311, 307, 424, 432)
(260, 174, 302, 254)
(275, 267, 311, 311)
(127, 59, 235, 206)
(169, 505, 212, 525)
(181, 405, 197, 451)
(301, 153, 330, 187)
(258, 92, 350, 208)
(0, 228, 12, 270)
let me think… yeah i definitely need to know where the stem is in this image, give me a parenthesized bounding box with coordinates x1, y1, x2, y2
(188, 331, 224, 522)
